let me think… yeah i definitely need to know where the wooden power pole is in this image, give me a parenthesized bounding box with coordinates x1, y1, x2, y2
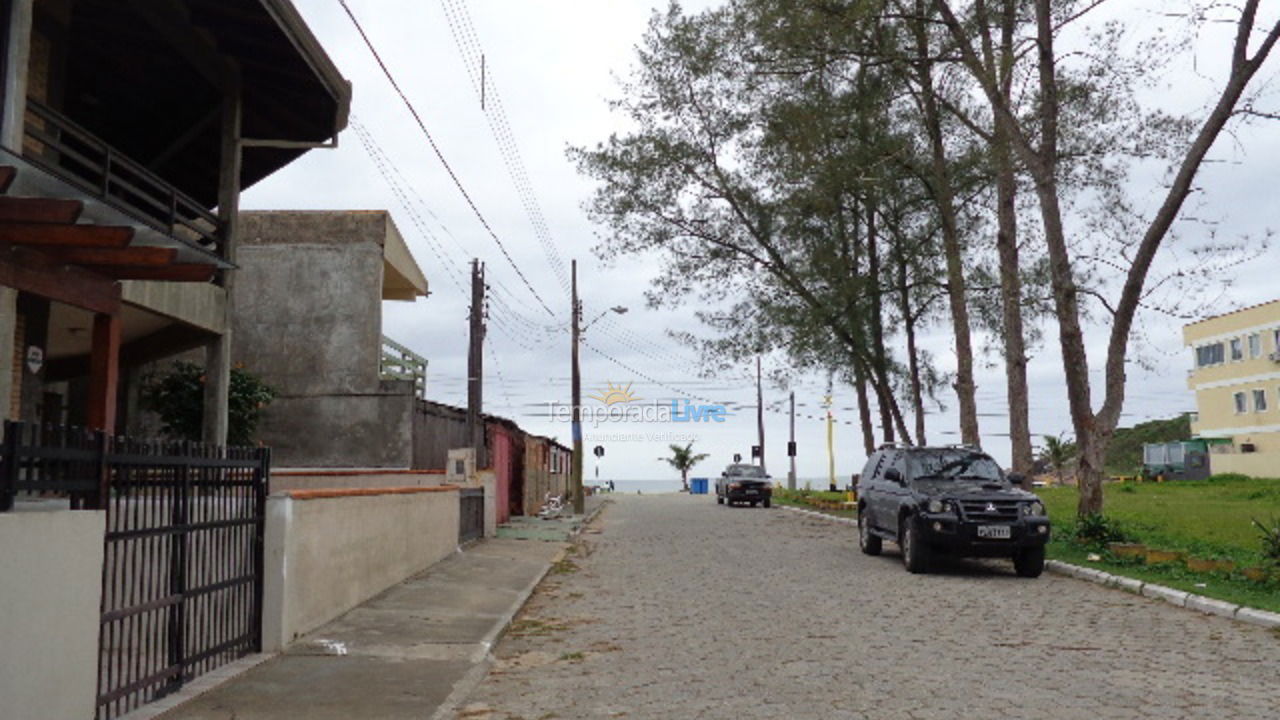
(756, 355, 765, 474)
(788, 390, 796, 490)
(570, 260, 584, 514)
(467, 260, 486, 465)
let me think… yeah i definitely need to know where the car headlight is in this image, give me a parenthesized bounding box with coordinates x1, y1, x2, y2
(1022, 501, 1045, 516)
(926, 499, 953, 514)
(729, 482, 741, 490)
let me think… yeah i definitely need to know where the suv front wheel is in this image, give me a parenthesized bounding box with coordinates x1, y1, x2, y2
(1013, 546, 1045, 578)
(900, 516, 931, 574)
(858, 508, 882, 556)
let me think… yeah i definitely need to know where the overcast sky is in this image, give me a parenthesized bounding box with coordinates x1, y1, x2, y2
(242, 1, 1280, 481)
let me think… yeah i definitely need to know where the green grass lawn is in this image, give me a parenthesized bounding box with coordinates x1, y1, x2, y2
(1037, 475, 1280, 566)
(1036, 475, 1280, 612)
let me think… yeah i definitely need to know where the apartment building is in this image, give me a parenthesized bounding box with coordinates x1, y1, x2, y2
(1184, 298, 1280, 477)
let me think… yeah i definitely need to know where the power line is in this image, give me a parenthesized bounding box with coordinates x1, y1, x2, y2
(338, 0, 557, 317)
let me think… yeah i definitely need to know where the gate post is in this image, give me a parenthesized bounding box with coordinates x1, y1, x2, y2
(0, 420, 18, 511)
(251, 447, 269, 652)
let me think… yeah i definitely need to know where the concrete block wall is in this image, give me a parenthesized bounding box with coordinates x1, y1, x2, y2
(271, 468, 448, 493)
(0, 510, 105, 720)
(261, 486, 461, 650)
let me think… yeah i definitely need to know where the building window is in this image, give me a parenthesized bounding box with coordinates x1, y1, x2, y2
(1248, 333, 1262, 358)
(1234, 391, 1247, 414)
(1254, 389, 1269, 413)
(1196, 343, 1224, 367)
(1274, 328, 1280, 354)
(1230, 337, 1243, 361)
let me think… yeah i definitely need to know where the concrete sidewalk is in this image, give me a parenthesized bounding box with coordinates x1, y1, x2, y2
(149, 537, 568, 720)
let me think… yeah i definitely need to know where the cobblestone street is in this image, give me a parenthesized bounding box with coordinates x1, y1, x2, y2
(460, 494, 1280, 719)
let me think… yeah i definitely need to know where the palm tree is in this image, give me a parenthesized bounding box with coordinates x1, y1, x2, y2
(1039, 434, 1077, 486)
(661, 442, 710, 492)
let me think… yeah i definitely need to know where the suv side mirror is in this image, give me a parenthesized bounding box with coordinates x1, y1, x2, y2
(1008, 473, 1027, 487)
(884, 468, 903, 484)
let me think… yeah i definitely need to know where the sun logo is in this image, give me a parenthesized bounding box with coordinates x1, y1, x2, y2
(590, 381, 640, 405)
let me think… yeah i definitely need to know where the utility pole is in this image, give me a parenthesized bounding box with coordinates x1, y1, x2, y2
(756, 355, 765, 474)
(788, 391, 796, 491)
(825, 394, 836, 492)
(570, 259, 584, 514)
(467, 260, 486, 466)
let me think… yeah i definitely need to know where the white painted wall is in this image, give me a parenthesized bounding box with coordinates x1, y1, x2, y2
(261, 487, 460, 650)
(0, 510, 105, 720)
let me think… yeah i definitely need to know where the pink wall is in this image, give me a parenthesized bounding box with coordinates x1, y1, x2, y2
(488, 424, 514, 525)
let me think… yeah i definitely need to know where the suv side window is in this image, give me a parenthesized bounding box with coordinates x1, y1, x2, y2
(889, 452, 908, 483)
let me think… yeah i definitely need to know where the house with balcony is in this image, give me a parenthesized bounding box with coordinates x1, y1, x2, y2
(1184, 298, 1280, 477)
(0, 0, 350, 441)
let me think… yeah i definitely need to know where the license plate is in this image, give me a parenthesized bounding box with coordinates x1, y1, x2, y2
(977, 525, 1011, 539)
(744, 489, 758, 495)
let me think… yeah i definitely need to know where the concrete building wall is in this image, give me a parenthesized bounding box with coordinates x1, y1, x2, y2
(232, 224, 385, 397)
(271, 468, 447, 492)
(0, 510, 105, 720)
(262, 486, 461, 651)
(255, 387, 414, 468)
(232, 211, 425, 467)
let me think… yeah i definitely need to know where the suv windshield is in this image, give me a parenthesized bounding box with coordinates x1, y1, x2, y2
(908, 450, 1004, 483)
(725, 464, 766, 478)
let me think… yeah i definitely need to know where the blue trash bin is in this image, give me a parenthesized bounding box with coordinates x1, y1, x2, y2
(691, 477, 708, 494)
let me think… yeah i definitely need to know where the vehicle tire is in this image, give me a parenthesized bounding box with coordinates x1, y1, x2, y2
(858, 508, 882, 556)
(762, 498, 771, 509)
(900, 516, 930, 574)
(716, 494, 724, 505)
(1013, 546, 1045, 578)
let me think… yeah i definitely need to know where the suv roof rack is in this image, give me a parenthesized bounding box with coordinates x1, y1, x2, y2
(877, 442, 914, 450)
(944, 443, 983, 451)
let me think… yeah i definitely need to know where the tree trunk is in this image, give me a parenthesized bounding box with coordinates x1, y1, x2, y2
(911, 3, 980, 446)
(853, 363, 875, 456)
(993, 0, 1032, 475)
(894, 225, 927, 445)
(865, 194, 894, 443)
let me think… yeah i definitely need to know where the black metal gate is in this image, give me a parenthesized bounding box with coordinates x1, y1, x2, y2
(0, 422, 270, 720)
(459, 487, 484, 543)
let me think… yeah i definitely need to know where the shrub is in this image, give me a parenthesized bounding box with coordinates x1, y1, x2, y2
(1255, 517, 1280, 566)
(1073, 513, 1131, 548)
(141, 361, 275, 446)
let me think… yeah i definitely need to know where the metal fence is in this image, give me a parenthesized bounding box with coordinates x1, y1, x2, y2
(0, 422, 270, 720)
(459, 487, 484, 543)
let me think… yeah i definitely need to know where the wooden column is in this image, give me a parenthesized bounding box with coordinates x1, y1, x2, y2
(0, 0, 33, 150)
(0, 286, 15, 421)
(202, 74, 241, 445)
(87, 311, 120, 433)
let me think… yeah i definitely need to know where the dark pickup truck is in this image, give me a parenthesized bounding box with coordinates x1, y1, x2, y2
(856, 445, 1050, 577)
(716, 463, 772, 508)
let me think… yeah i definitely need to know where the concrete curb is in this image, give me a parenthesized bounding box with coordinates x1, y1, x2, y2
(778, 504, 858, 526)
(779, 504, 1280, 631)
(1045, 560, 1280, 629)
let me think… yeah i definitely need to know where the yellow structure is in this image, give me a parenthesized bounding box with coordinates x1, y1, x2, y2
(1184, 299, 1280, 477)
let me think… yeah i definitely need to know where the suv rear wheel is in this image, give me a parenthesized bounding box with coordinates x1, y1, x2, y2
(858, 508, 882, 556)
(1013, 546, 1045, 578)
(900, 516, 931, 574)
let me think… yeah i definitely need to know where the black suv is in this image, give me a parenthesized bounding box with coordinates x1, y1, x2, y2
(716, 463, 772, 507)
(856, 445, 1050, 577)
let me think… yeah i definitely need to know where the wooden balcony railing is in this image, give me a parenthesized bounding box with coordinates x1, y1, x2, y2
(22, 99, 225, 257)
(380, 335, 428, 399)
